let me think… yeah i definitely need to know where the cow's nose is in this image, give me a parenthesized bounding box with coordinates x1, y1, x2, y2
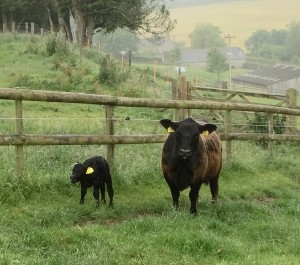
(178, 149, 191, 159)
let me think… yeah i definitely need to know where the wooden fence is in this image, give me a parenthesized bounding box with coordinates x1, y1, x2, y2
(0, 87, 300, 177)
(2, 22, 46, 35)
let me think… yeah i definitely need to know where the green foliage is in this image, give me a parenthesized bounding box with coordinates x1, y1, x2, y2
(163, 46, 182, 64)
(245, 23, 300, 63)
(99, 56, 129, 85)
(45, 35, 68, 57)
(282, 21, 300, 61)
(189, 23, 226, 49)
(206, 48, 228, 81)
(250, 112, 286, 134)
(249, 112, 286, 147)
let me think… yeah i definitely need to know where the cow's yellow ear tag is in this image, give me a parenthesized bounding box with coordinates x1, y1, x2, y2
(86, 167, 94, 174)
(167, 127, 175, 133)
(202, 130, 209, 137)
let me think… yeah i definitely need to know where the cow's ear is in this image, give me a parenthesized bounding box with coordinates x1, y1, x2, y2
(199, 123, 217, 134)
(160, 119, 173, 129)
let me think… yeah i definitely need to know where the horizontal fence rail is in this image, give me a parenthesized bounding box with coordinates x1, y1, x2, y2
(1, 88, 300, 115)
(1, 133, 300, 146)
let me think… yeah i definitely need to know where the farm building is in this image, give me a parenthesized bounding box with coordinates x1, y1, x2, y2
(232, 64, 300, 94)
(180, 47, 246, 67)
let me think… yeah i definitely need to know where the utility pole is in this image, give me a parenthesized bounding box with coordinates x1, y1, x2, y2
(225, 34, 235, 89)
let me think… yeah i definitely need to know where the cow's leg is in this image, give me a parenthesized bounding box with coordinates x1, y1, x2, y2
(100, 184, 106, 204)
(93, 186, 100, 207)
(80, 186, 87, 204)
(209, 177, 219, 203)
(167, 181, 180, 208)
(189, 183, 201, 214)
(106, 182, 114, 207)
(170, 186, 180, 209)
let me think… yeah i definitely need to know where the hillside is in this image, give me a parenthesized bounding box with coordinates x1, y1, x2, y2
(0, 34, 300, 265)
(169, 0, 300, 49)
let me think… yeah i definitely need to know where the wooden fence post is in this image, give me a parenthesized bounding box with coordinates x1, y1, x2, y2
(106, 106, 115, 167)
(31, 22, 34, 34)
(187, 81, 191, 117)
(3, 23, 7, 33)
(172, 79, 179, 120)
(15, 100, 24, 178)
(12, 22, 15, 33)
(225, 110, 232, 166)
(177, 75, 189, 120)
(25, 22, 28, 34)
(286, 88, 297, 134)
(268, 113, 274, 159)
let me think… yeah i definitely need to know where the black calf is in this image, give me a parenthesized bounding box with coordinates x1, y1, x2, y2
(70, 156, 114, 207)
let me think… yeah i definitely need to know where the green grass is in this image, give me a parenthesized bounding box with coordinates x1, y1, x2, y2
(0, 34, 300, 264)
(1, 142, 300, 265)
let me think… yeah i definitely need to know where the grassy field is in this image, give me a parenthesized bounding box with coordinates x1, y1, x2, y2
(0, 34, 300, 264)
(170, 0, 300, 49)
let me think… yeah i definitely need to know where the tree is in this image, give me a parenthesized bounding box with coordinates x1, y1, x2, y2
(51, 0, 175, 46)
(282, 22, 300, 61)
(244, 29, 288, 58)
(165, 46, 181, 63)
(189, 23, 226, 49)
(206, 48, 228, 81)
(0, 0, 48, 31)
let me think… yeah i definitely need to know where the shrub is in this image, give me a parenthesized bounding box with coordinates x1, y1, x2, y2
(99, 56, 128, 85)
(46, 35, 57, 56)
(250, 112, 286, 147)
(45, 35, 68, 56)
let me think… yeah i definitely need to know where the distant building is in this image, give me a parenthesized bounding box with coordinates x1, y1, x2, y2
(232, 64, 300, 94)
(180, 47, 246, 67)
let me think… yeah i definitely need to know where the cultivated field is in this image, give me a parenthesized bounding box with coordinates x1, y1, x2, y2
(170, 0, 300, 49)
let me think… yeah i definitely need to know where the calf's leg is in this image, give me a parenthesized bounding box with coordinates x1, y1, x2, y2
(106, 182, 114, 207)
(80, 186, 87, 204)
(93, 186, 100, 207)
(100, 184, 106, 204)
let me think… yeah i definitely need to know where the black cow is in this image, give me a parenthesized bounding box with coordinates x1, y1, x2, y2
(160, 117, 222, 214)
(70, 156, 114, 207)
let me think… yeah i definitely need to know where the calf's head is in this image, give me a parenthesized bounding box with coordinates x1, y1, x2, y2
(160, 118, 217, 160)
(70, 163, 87, 183)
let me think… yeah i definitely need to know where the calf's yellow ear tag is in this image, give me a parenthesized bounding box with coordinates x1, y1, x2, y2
(86, 167, 94, 174)
(202, 130, 209, 137)
(167, 127, 175, 133)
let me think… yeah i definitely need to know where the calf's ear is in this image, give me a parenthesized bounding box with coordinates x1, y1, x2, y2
(199, 123, 217, 134)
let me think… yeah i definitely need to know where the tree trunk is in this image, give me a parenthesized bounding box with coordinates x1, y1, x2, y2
(58, 16, 73, 42)
(46, 4, 59, 33)
(86, 16, 95, 47)
(72, 4, 86, 45)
